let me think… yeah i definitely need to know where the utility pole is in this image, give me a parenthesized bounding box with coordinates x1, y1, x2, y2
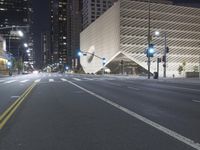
(157, 58, 161, 79)
(147, 0, 151, 79)
(163, 33, 167, 78)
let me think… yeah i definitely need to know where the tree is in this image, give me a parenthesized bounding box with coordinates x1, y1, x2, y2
(178, 65, 183, 75)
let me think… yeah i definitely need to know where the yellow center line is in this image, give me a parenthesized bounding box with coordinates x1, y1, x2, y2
(0, 82, 37, 130)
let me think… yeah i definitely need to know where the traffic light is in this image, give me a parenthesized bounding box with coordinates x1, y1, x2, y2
(162, 55, 166, 62)
(166, 47, 169, 53)
(157, 58, 161, 63)
(102, 58, 106, 65)
(147, 44, 155, 57)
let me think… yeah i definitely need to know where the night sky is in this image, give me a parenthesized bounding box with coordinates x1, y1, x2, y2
(32, 0, 50, 67)
(31, 0, 200, 67)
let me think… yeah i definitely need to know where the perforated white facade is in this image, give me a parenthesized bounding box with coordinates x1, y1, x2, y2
(80, 0, 200, 77)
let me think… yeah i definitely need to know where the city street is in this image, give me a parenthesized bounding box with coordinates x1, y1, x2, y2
(0, 73, 200, 150)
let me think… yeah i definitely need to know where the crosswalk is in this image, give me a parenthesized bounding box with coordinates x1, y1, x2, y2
(0, 76, 117, 84)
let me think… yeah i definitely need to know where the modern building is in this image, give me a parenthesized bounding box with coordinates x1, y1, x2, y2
(80, 0, 200, 77)
(82, 0, 117, 29)
(41, 32, 51, 67)
(50, 0, 81, 70)
(0, 0, 34, 64)
(0, 36, 11, 75)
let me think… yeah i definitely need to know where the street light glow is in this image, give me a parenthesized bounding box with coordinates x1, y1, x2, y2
(149, 48, 154, 54)
(24, 43, 28, 48)
(155, 31, 160, 36)
(26, 49, 30, 53)
(78, 51, 83, 57)
(18, 30, 24, 37)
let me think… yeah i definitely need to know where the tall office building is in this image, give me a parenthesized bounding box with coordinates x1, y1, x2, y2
(82, 0, 117, 29)
(50, 0, 81, 69)
(0, 0, 34, 63)
(41, 32, 51, 67)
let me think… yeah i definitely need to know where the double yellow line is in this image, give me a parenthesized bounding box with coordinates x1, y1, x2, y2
(0, 82, 36, 129)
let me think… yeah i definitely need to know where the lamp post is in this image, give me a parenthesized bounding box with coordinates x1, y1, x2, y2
(155, 31, 169, 78)
(147, 0, 151, 79)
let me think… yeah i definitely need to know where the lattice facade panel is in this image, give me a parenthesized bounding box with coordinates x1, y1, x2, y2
(120, 0, 200, 77)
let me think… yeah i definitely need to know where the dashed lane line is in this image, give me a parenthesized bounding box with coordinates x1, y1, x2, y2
(4, 80, 16, 84)
(20, 80, 29, 83)
(49, 79, 54, 82)
(73, 78, 81, 81)
(61, 78, 67, 82)
(192, 100, 200, 103)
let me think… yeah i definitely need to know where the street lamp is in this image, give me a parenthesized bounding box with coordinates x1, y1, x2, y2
(155, 31, 169, 78)
(24, 43, 28, 48)
(17, 30, 24, 37)
(26, 49, 30, 53)
(147, 0, 151, 79)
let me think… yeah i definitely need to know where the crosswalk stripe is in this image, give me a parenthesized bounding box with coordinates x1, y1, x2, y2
(4, 80, 16, 84)
(49, 79, 54, 82)
(35, 79, 41, 83)
(0, 80, 5, 83)
(20, 80, 29, 83)
(73, 78, 81, 81)
(61, 78, 67, 82)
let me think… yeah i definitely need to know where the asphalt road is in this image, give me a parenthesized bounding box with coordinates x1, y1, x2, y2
(0, 73, 200, 150)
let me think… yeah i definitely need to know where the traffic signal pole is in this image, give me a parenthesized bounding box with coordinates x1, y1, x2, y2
(147, 0, 151, 79)
(163, 33, 167, 78)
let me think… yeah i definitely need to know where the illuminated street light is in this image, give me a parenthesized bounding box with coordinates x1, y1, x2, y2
(78, 51, 83, 57)
(24, 43, 28, 48)
(26, 49, 30, 53)
(155, 31, 160, 36)
(18, 30, 24, 37)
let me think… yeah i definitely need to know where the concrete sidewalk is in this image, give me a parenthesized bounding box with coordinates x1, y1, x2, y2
(104, 74, 200, 84)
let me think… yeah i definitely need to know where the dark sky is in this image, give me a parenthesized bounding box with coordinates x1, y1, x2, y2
(32, 0, 50, 67)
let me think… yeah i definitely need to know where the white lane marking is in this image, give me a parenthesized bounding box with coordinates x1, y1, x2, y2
(4, 80, 16, 84)
(0, 80, 5, 83)
(66, 79, 200, 150)
(11, 96, 20, 99)
(61, 78, 67, 82)
(192, 100, 200, 103)
(73, 78, 81, 81)
(20, 80, 29, 83)
(49, 79, 54, 82)
(128, 86, 140, 91)
(84, 78, 94, 81)
(34, 79, 41, 83)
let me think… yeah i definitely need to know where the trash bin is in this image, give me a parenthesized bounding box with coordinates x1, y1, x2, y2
(153, 72, 158, 79)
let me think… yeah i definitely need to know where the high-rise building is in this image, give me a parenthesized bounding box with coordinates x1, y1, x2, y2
(0, 0, 34, 64)
(82, 0, 117, 29)
(41, 32, 51, 67)
(50, 0, 81, 70)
